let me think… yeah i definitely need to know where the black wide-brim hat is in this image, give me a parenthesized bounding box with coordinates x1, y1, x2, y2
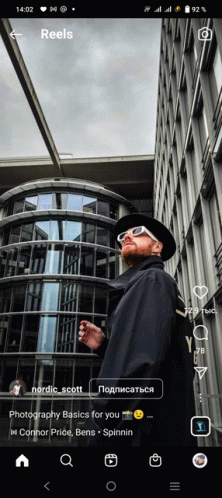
(114, 213, 176, 261)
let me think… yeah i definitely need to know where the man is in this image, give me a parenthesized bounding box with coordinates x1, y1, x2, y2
(79, 214, 196, 446)
(13, 380, 23, 397)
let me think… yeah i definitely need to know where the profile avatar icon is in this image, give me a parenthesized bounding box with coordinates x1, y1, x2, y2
(192, 453, 208, 468)
(10, 379, 27, 397)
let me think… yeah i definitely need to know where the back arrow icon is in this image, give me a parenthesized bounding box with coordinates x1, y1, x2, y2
(10, 30, 23, 40)
(44, 482, 50, 491)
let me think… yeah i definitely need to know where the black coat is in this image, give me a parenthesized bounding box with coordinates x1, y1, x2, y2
(89, 256, 197, 446)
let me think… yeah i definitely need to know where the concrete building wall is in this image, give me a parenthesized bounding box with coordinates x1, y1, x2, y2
(154, 18, 222, 446)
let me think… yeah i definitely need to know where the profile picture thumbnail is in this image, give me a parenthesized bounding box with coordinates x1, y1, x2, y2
(9, 379, 27, 397)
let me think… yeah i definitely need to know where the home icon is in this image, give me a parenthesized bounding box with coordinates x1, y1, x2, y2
(15, 454, 29, 467)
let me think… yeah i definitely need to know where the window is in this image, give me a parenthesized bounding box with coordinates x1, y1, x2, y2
(65, 221, 81, 241)
(83, 196, 97, 214)
(80, 247, 94, 276)
(24, 196, 38, 211)
(13, 199, 24, 214)
(79, 284, 93, 313)
(97, 201, 110, 217)
(45, 244, 63, 274)
(37, 316, 57, 352)
(61, 282, 78, 312)
(26, 282, 42, 311)
(82, 223, 95, 244)
(67, 193, 82, 211)
(11, 284, 26, 312)
(20, 223, 34, 242)
(9, 225, 21, 244)
(41, 282, 60, 311)
(63, 245, 79, 274)
(17, 246, 31, 275)
(22, 315, 40, 352)
(35, 220, 50, 240)
(96, 226, 108, 246)
(31, 244, 47, 274)
(38, 194, 52, 210)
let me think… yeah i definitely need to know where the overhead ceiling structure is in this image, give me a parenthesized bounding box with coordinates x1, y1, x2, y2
(0, 18, 154, 209)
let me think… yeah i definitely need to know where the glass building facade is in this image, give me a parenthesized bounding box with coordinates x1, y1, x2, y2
(154, 18, 222, 446)
(0, 178, 135, 445)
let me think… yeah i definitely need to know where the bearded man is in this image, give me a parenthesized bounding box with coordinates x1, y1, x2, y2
(79, 214, 196, 446)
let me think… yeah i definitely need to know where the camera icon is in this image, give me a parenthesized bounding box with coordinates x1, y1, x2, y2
(198, 27, 212, 41)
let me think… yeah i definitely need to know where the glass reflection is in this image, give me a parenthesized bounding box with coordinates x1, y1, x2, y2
(61, 282, 78, 312)
(35, 220, 50, 240)
(65, 221, 81, 241)
(31, 244, 47, 274)
(50, 220, 60, 240)
(80, 247, 94, 276)
(21, 223, 34, 242)
(4, 248, 18, 277)
(41, 282, 60, 311)
(95, 251, 107, 278)
(67, 194, 82, 211)
(97, 226, 108, 246)
(57, 315, 76, 352)
(22, 314, 40, 352)
(11, 284, 26, 312)
(9, 226, 20, 244)
(17, 246, 31, 275)
(97, 201, 109, 217)
(45, 244, 63, 274)
(0, 286, 11, 313)
(63, 245, 79, 274)
(24, 196, 38, 212)
(38, 194, 52, 210)
(95, 287, 108, 314)
(6, 315, 23, 352)
(14, 199, 24, 214)
(82, 223, 95, 244)
(26, 282, 42, 311)
(79, 284, 93, 313)
(83, 196, 97, 213)
(0, 315, 9, 351)
(37, 316, 57, 352)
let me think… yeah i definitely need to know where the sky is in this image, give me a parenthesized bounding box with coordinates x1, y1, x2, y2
(1, 18, 162, 159)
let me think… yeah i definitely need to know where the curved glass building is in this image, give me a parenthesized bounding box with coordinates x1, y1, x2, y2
(0, 178, 135, 444)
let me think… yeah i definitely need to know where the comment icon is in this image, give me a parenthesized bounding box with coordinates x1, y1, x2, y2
(193, 325, 208, 341)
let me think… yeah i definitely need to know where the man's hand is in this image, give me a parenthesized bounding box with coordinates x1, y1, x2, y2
(78, 320, 105, 349)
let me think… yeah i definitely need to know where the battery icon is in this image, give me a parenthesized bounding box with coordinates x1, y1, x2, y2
(185, 5, 190, 12)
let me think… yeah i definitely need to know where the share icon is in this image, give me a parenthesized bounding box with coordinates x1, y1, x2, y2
(194, 366, 208, 379)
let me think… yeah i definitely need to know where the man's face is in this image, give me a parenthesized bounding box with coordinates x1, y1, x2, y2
(121, 227, 163, 266)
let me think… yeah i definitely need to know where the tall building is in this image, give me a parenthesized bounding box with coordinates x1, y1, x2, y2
(0, 178, 136, 444)
(154, 18, 222, 446)
(0, 19, 154, 445)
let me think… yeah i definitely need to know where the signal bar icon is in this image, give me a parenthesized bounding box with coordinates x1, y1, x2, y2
(164, 6, 172, 11)
(154, 6, 162, 11)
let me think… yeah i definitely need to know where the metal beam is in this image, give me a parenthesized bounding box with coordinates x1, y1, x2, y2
(0, 18, 63, 175)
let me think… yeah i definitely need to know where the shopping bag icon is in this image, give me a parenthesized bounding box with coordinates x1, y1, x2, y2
(149, 453, 162, 467)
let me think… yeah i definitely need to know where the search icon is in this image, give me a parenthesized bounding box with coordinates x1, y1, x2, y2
(60, 454, 73, 467)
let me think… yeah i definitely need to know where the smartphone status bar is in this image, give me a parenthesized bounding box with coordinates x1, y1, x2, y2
(1, 5, 214, 18)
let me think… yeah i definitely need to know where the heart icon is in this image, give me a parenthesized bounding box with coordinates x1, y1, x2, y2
(193, 286, 208, 299)
(40, 6, 47, 11)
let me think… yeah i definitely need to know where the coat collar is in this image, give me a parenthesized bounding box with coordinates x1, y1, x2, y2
(108, 256, 164, 290)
